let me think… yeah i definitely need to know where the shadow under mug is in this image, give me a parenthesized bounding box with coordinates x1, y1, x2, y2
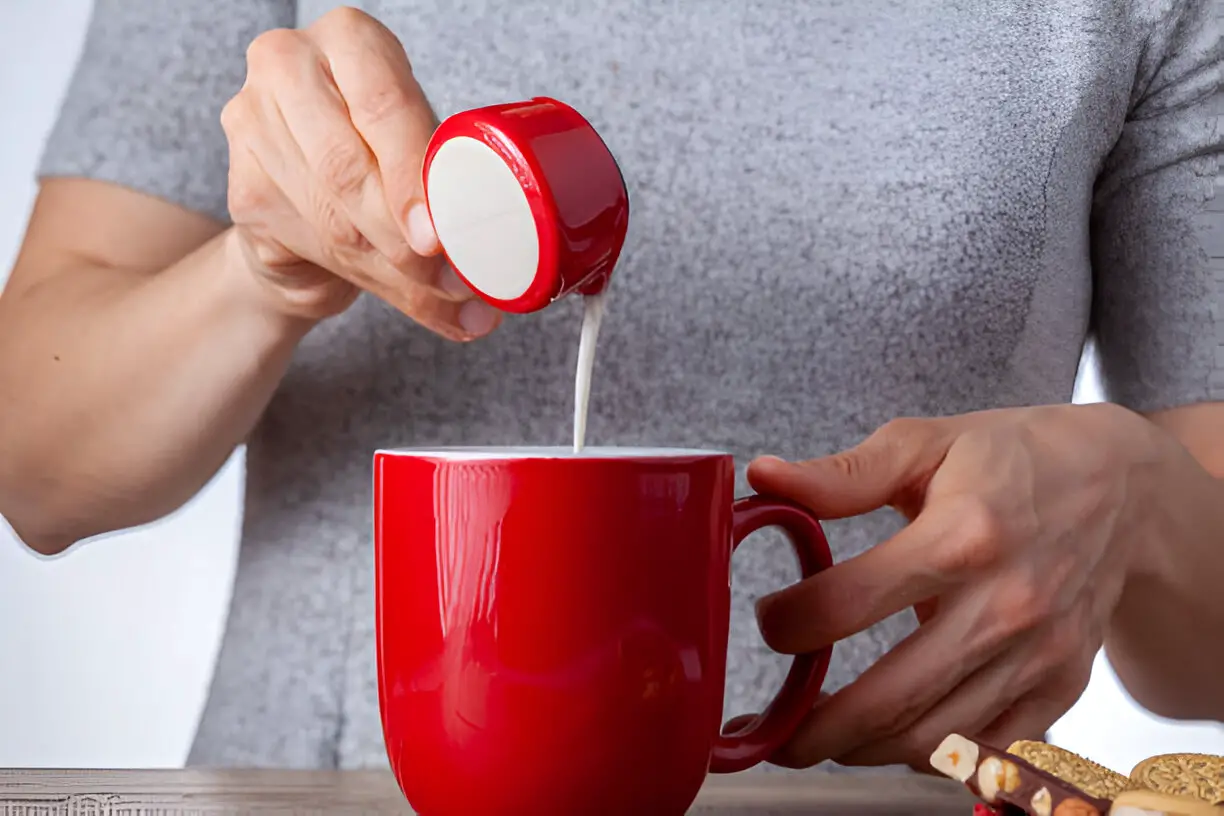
(374, 446, 834, 815)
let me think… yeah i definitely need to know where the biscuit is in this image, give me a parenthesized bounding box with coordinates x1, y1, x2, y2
(1129, 754, 1224, 805)
(1110, 788, 1224, 815)
(1008, 740, 1131, 801)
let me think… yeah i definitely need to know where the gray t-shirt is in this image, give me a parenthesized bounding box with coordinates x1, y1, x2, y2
(40, 0, 1222, 771)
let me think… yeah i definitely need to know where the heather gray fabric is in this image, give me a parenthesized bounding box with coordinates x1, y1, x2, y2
(41, 0, 1223, 772)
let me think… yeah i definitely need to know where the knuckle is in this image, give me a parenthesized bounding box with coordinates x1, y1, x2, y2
(245, 28, 305, 70)
(936, 495, 1005, 574)
(382, 240, 419, 270)
(988, 577, 1052, 636)
(956, 495, 1006, 558)
(871, 696, 926, 742)
(315, 138, 371, 199)
(315, 5, 378, 36)
(399, 293, 466, 340)
(227, 176, 268, 219)
(826, 449, 868, 483)
(398, 285, 442, 318)
(1041, 622, 1083, 668)
(874, 417, 924, 446)
(866, 417, 935, 474)
(315, 201, 366, 252)
(219, 95, 248, 136)
(350, 84, 409, 127)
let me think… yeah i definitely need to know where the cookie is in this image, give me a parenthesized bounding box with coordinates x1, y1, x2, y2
(931, 733, 1113, 816)
(1110, 788, 1224, 816)
(1129, 754, 1224, 805)
(1007, 740, 1131, 801)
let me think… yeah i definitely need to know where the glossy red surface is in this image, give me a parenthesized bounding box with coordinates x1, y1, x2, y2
(375, 450, 833, 815)
(422, 98, 630, 313)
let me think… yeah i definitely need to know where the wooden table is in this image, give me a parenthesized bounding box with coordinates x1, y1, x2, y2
(0, 769, 974, 814)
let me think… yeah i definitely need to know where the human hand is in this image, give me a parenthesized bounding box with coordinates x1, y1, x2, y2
(220, 7, 499, 339)
(744, 403, 1202, 770)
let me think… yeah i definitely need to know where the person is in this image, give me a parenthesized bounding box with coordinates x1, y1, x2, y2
(0, 0, 1221, 774)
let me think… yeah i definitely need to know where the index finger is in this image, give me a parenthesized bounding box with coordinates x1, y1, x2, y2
(756, 503, 962, 655)
(309, 10, 439, 253)
(771, 596, 1010, 769)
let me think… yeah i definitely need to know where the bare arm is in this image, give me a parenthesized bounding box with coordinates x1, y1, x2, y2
(1107, 402, 1224, 721)
(0, 180, 311, 554)
(1084, 0, 1223, 721)
(0, 9, 501, 556)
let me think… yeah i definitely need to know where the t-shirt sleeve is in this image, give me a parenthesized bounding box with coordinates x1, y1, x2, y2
(1090, 0, 1224, 412)
(37, 0, 296, 223)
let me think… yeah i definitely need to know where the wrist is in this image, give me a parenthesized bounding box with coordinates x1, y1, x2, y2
(1123, 420, 1224, 589)
(220, 227, 321, 341)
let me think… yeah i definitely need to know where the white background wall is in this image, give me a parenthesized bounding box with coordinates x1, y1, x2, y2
(1, 0, 1222, 776)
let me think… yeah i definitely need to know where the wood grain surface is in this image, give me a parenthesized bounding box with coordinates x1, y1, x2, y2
(0, 768, 975, 814)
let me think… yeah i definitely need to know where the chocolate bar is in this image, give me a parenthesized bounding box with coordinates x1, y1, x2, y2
(931, 733, 1114, 816)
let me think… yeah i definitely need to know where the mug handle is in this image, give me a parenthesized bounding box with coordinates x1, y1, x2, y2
(709, 495, 834, 774)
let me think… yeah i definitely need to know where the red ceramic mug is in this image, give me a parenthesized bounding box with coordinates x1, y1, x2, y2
(374, 447, 834, 815)
(421, 98, 630, 313)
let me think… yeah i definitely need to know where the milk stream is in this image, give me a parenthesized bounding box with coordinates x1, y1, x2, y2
(572, 292, 607, 453)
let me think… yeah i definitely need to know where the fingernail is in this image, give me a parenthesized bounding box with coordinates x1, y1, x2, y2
(437, 265, 474, 300)
(459, 299, 499, 336)
(406, 202, 438, 255)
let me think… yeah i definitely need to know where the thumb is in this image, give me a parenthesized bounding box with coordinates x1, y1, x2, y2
(747, 419, 950, 519)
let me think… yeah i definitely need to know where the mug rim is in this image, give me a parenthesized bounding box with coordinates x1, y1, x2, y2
(375, 445, 728, 461)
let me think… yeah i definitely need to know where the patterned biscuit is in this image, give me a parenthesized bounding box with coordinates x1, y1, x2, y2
(1110, 788, 1224, 815)
(1129, 754, 1224, 805)
(1008, 740, 1131, 801)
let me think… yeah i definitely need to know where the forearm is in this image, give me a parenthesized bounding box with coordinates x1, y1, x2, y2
(1105, 405, 1224, 721)
(0, 229, 314, 553)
